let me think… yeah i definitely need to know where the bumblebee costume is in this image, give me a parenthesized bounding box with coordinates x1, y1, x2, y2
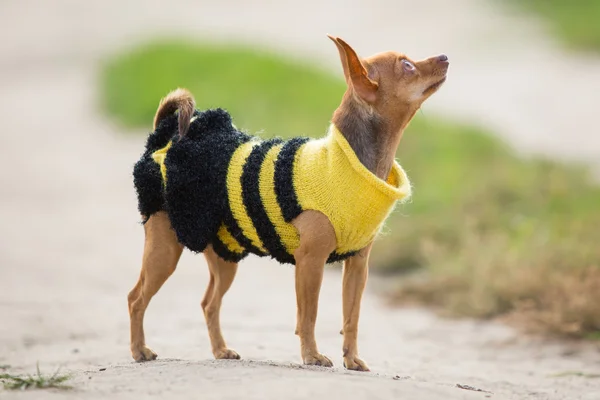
(134, 108, 411, 265)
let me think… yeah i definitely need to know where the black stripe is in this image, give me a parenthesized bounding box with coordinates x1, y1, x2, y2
(274, 137, 310, 223)
(222, 197, 266, 257)
(133, 113, 182, 222)
(326, 251, 358, 264)
(221, 143, 267, 257)
(212, 234, 248, 263)
(241, 138, 296, 264)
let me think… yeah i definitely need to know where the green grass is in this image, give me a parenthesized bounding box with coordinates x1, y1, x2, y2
(511, 0, 600, 51)
(100, 40, 600, 338)
(102, 40, 344, 137)
(0, 364, 71, 390)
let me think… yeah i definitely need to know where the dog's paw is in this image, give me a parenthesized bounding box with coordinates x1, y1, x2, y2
(303, 353, 333, 368)
(132, 346, 158, 362)
(343, 355, 370, 372)
(214, 348, 241, 360)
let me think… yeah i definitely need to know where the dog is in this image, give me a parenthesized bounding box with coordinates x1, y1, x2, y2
(128, 35, 448, 371)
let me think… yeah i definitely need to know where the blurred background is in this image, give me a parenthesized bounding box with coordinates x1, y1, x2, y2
(1, 0, 599, 397)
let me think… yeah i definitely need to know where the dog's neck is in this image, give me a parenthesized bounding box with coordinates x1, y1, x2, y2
(332, 94, 417, 180)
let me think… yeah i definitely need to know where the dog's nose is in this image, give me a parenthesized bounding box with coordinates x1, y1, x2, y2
(437, 54, 448, 63)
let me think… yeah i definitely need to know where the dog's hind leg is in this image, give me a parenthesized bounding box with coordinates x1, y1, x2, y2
(128, 211, 183, 362)
(200, 270, 215, 315)
(202, 245, 241, 360)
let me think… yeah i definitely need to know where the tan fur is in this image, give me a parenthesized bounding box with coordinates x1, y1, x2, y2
(128, 36, 448, 371)
(153, 88, 195, 136)
(292, 211, 337, 367)
(341, 244, 372, 371)
(329, 35, 448, 180)
(128, 211, 183, 361)
(201, 245, 241, 359)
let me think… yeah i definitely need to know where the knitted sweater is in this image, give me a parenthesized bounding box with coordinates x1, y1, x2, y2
(133, 109, 411, 264)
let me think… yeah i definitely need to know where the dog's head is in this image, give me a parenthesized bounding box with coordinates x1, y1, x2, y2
(328, 35, 448, 124)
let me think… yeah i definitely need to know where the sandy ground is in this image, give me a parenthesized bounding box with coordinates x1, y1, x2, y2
(1, 1, 599, 399)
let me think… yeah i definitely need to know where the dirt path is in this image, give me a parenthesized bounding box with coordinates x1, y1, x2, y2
(1, 1, 599, 399)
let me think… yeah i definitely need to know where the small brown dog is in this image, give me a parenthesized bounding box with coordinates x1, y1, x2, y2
(128, 35, 448, 371)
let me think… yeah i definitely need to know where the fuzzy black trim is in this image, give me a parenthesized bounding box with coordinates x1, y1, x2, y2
(241, 138, 296, 264)
(326, 251, 357, 264)
(146, 113, 179, 151)
(274, 137, 310, 223)
(163, 109, 252, 253)
(132, 113, 183, 220)
(185, 109, 234, 141)
(212, 234, 248, 263)
(133, 157, 165, 222)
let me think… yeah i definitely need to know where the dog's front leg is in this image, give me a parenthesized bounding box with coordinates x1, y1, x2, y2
(292, 211, 336, 367)
(341, 244, 372, 371)
(294, 248, 331, 367)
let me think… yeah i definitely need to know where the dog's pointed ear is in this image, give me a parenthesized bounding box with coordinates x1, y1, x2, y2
(328, 34, 350, 83)
(327, 35, 378, 103)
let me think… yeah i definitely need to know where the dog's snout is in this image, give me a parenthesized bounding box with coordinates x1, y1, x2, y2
(437, 54, 448, 63)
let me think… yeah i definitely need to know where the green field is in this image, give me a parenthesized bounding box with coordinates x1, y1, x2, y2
(100, 40, 600, 338)
(513, 0, 600, 51)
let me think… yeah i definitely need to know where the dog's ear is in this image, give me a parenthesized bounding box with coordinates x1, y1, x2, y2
(328, 35, 350, 83)
(327, 35, 378, 103)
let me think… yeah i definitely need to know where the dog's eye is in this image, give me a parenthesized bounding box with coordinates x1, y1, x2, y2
(402, 60, 415, 72)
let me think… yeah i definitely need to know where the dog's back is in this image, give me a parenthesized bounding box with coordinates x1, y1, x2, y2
(134, 106, 253, 253)
(134, 102, 410, 266)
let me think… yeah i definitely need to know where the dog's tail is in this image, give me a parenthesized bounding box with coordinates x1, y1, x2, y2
(153, 88, 196, 136)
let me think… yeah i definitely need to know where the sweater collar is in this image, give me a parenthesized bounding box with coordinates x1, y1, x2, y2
(328, 125, 412, 201)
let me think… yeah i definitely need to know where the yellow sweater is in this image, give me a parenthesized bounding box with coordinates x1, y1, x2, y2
(153, 124, 411, 264)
